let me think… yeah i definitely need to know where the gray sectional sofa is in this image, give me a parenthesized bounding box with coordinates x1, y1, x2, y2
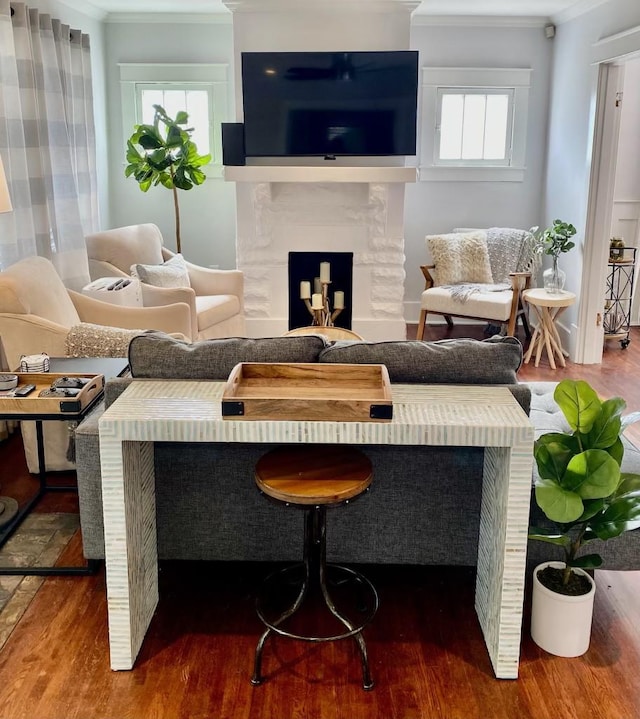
(74, 332, 640, 572)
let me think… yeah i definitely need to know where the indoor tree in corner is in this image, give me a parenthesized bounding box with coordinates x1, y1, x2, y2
(125, 104, 211, 255)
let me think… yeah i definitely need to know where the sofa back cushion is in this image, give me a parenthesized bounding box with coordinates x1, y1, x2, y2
(319, 335, 523, 384)
(128, 331, 327, 379)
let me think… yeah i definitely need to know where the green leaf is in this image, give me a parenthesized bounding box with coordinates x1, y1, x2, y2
(165, 125, 184, 148)
(554, 380, 601, 433)
(175, 110, 189, 124)
(188, 153, 211, 168)
(186, 167, 206, 185)
(535, 481, 584, 523)
(534, 434, 576, 481)
(607, 437, 624, 466)
(139, 177, 152, 192)
(567, 554, 602, 570)
(563, 449, 620, 499)
(527, 528, 571, 547)
(589, 497, 640, 539)
(582, 397, 625, 450)
(138, 133, 163, 150)
(577, 498, 605, 521)
(126, 141, 143, 163)
(614, 473, 640, 498)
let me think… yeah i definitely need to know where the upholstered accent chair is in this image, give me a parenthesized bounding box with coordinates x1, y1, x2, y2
(416, 228, 536, 340)
(85, 223, 245, 341)
(0, 255, 191, 472)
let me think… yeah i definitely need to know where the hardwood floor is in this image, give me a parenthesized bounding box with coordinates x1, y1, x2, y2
(0, 326, 639, 719)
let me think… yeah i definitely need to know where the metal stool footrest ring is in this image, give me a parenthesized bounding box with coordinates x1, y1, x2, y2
(256, 562, 379, 642)
(251, 505, 378, 690)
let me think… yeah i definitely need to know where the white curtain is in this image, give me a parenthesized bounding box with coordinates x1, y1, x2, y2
(0, 0, 97, 290)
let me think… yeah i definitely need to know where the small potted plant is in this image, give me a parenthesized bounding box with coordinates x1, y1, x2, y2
(125, 104, 211, 255)
(529, 379, 640, 656)
(531, 219, 577, 293)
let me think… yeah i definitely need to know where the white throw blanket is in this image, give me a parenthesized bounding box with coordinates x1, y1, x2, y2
(444, 227, 538, 303)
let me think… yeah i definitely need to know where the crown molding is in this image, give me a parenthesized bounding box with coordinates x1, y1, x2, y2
(106, 11, 232, 23)
(223, 0, 420, 13)
(411, 14, 548, 28)
(551, 0, 610, 25)
(56, 0, 107, 21)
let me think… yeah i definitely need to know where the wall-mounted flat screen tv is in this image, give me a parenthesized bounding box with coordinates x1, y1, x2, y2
(241, 50, 419, 158)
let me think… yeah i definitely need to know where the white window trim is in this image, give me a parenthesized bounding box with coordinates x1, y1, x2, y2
(419, 67, 532, 182)
(119, 63, 229, 178)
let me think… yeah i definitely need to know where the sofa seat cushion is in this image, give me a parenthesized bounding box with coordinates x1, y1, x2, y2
(195, 294, 241, 331)
(319, 335, 523, 384)
(128, 331, 327, 379)
(420, 286, 513, 321)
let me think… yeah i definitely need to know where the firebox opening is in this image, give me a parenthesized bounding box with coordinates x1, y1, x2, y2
(288, 252, 354, 331)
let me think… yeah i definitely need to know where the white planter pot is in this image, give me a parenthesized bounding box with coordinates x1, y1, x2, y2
(531, 561, 596, 657)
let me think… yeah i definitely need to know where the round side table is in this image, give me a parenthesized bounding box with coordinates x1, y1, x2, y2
(283, 325, 364, 341)
(523, 288, 576, 369)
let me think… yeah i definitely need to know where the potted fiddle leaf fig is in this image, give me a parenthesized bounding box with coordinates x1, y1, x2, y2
(125, 104, 211, 255)
(529, 379, 640, 657)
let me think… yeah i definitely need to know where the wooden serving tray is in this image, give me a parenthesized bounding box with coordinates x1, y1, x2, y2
(0, 373, 104, 416)
(222, 362, 393, 422)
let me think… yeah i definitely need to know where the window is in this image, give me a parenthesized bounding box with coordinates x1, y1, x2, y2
(119, 64, 229, 175)
(420, 67, 532, 181)
(437, 88, 513, 164)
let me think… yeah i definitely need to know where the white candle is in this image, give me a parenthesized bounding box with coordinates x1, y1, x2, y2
(319, 262, 330, 283)
(334, 290, 344, 309)
(313, 277, 322, 294)
(311, 293, 323, 310)
(300, 280, 311, 299)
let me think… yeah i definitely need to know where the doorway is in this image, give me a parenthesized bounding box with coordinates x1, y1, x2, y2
(579, 49, 640, 364)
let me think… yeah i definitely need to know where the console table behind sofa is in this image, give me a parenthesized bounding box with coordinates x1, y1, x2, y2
(98, 380, 533, 679)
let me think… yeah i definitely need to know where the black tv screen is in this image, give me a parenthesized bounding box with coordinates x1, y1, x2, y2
(241, 51, 419, 158)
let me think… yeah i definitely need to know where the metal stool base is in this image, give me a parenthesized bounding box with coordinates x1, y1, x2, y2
(251, 505, 378, 690)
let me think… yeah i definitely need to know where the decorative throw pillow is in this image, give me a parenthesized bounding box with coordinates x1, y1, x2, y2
(130, 253, 191, 289)
(65, 323, 144, 358)
(426, 231, 493, 286)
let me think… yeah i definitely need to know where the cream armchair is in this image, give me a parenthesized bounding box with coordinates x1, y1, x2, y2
(0, 256, 191, 371)
(0, 255, 191, 472)
(416, 228, 536, 340)
(85, 223, 245, 341)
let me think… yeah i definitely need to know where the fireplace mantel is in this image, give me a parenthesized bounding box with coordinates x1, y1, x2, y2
(223, 165, 418, 184)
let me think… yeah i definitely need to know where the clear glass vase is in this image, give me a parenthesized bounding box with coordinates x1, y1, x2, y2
(543, 256, 566, 294)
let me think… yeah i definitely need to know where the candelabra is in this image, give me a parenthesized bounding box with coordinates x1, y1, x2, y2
(299, 261, 345, 327)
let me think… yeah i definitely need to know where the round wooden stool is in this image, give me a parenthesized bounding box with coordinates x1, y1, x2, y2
(251, 444, 378, 690)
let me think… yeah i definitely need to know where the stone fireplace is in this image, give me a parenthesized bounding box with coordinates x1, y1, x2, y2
(222, 0, 420, 341)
